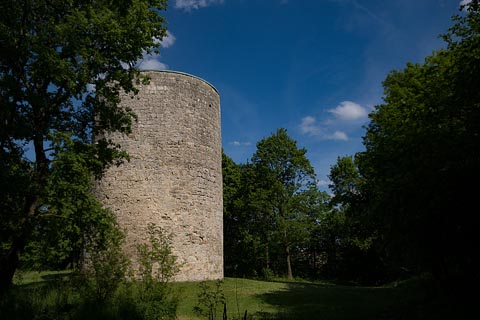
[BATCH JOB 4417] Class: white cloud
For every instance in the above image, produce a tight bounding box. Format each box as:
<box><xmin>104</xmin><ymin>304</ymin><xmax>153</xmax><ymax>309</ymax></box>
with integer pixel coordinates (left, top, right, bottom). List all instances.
<box><xmin>137</xmin><ymin>32</ymin><xmax>175</xmax><ymax>71</ymax></box>
<box><xmin>317</xmin><ymin>179</ymin><xmax>330</xmax><ymax>187</ymax></box>
<box><xmin>328</xmin><ymin>101</ymin><xmax>368</xmax><ymax>121</ymax></box>
<box><xmin>175</xmin><ymin>0</ymin><xmax>224</xmax><ymax>11</ymax></box>
<box><xmin>159</xmin><ymin>31</ymin><xmax>176</xmax><ymax>48</ymax></box>
<box><xmin>138</xmin><ymin>58</ymin><xmax>168</xmax><ymax>71</ymax></box>
<box><xmin>299</xmin><ymin>116</ymin><xmax>321</xmax><ymax>136</ymax></box>
<box><xmin>329</xmin><ymin>130</ymin><xmax>348</xmax><ymax>141</ymax></box>
<box><xmin>299</xmin><ymin>116</ymin><xmax>349</xmax><ymax>141</ymax></box>
<box><xmin>230</xmin><ymin>141</ymin><xmax>252</xmax><ymax>147</ymax></box>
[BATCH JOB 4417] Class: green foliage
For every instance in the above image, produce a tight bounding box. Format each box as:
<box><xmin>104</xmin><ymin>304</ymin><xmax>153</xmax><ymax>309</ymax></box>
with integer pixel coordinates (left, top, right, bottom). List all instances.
<box><xmin>219</xmin><ymin>0</ymin><xmax>480</xmax><ymax>292</ymax></box>
<box><xmin>251</xmin><ymin>128</ymin><xmax>317</xmax><ymax>280</ymax></box>
<box><xmin>327</xmin><ymin>2</ymin><xmax>480</xmax><ymax>289</ymax></box>
<box><xmin>0</xmin><ymin>0</ymin><xmax>169</xmax><ymax>292</ymax></box>
<box><xmin>137</xmin><ymin>223</ymin><xmax>179</xmax><ymax>285</ymax></box>
<box><xmin>194</xmin><ymin>280</ymin><xmax>226</xmax><ymax>320</ymax></box>
<box><xmin>222</xmin><ymin>130</ymin><xmax>332</xmax><ymax>280</ymax></box>
<box><xmin>76</xmin><ymin>219</ymin><xmax>130</xmax><ymax>303</ymax></box>
<box><xmin>325</xmin><ymin>156</ymin><xmax>393</xmax><ymax>284</ymax></box>
<box><xmin>20</xmin><ymin>134</ymin><xmax>127</xmax><ymax>270</ymax></box>
<box><xmin>134</xmin><ymin>223</ymin><xmax>179</xmax><ymax>320</ymax></box>
<box><xmin>0</xmin><ymin>223</ymin><xmax>180</xmax><ymax>319</ymax></box>
<box><xmin>0</xmin><ymin>280</ymin><xmax>76</xmax><ymax>320</ymax></box>
<box><xmin>0</xmin><ymin>152</ymin><xmax>31</xmax><ymax>260</ymax></box>
<box><xmin>223</xmin><ymin>152</ymin><xmax>267</xmax><ymax>278</ymax></box>
<box><xmin>328</xmin><ymin>156</ymin><xmax>365</xmax><ymax>207</ymax></box>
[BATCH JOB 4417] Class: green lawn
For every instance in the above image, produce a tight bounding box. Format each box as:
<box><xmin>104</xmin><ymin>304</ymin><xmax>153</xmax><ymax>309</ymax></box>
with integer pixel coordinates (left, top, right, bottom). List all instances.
<box><xmin>8</xmin><ymin>272</ymin><xmax>467</xmax><ymax>319</ymax></box>
<box><xmin>173</xmin><ymin>277</ymin><xmax>429</xmax><ymax>320</ymax></box>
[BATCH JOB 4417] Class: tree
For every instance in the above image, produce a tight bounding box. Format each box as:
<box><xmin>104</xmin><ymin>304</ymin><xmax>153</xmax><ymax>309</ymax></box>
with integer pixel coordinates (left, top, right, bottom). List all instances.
<box><xmin>355</xmin><ymin>2</ymin><xmax>480</xmax><ymax>290</ymax></box>
<box><xmin>328</xmin><ymin>156</ymin><xmax>392</xmax><ymax>284</ymax></box>
<box><xmin>328</xmin><ymin>156</ymin><xmax>366</xmax><ymax>207</ymax></box>
<box><xmin>328</xmin><ymin>155</ymin><xmax>375</xmax><ymax>251</ymax></box>
<box><xmin>221</xmin><ymin>151</ymin><xmax>243</xmax><ymax>276</ymax></box>
<box><xmin>291</xmin><ymin>185</ymin><xmax>332</xmax><ymax>279</ymax></box>
<box><xmin>223</xmin><ymin>159</ymin><xmax>273</xmax><ymax>278</ymax></box>
<box><xmin>0</xmin><ymin>0</ymin><xmax>168</xmax><ymax>294</ymax></box>
<box><xmin>19</xmin><ymin>136</ymin><xmax>124</xmax><ymax>270</ymax></box>
<box><xmin>251</xmin><ymin>128</ymin><xmax>316</xmax><ymax>279</ymax></box>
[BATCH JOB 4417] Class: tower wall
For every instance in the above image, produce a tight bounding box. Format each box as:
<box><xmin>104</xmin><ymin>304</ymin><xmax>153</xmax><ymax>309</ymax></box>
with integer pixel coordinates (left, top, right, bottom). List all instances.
<box><xmin>95</xmin><ymin>70</ymin><xmax>223</xmax><ymax>281</ymax></box>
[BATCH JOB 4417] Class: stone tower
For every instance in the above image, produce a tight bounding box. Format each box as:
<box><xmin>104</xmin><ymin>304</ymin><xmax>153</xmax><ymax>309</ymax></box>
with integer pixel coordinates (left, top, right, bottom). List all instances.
<box><xmin>95</xmin><ymin>70</ymin><xmax>223</xmax><ymax>281</ymax></box>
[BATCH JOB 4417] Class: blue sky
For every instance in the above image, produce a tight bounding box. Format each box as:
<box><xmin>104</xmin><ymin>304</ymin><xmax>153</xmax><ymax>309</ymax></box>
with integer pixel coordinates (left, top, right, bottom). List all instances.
<box><xmin>144</xmin><ymin>0</ymin><xmax>468</xmax><ymax>191</ymax></box>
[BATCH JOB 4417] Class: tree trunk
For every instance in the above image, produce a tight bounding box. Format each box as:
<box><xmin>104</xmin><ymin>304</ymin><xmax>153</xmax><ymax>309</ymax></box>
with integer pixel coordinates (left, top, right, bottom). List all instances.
<box><xmin>0</xmin><ymin>236</ymin><xmax>27</xmax><ymax>296</ymax></box>
<box><xmin>281</xmin><ymin>224</ymin><xmax>293</xmax><ymax>280</ymax></box>
<box><xmin>0</xmin><ymin>132</ymin><xmax>46</xmax><ymax>296</ymax></box>
<box><xmin>0</xmin><ymin>195</ymin><xmax>38</xmax><ymax>297</ymax></box>
<box><xmin>265</xmin><ymin>242</ymin><xmax>270</xmax><ymax>270</ymax></box>
<box><xmin>286</xmin><ymin>244</ymin><xmax>293</xmax><ymax>280</ymax></box>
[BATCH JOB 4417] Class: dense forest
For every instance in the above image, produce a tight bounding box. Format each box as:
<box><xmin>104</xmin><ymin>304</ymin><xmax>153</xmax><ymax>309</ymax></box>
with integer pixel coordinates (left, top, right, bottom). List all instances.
<box><xmin>222</xmin><ymin>2</ymin><xmax>480</xmax><ymax>297</ymax></box>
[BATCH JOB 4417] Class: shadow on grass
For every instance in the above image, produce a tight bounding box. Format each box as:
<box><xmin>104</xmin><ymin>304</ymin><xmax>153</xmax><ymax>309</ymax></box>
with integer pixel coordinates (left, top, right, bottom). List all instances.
<box><xmin>252</xmin><ymin>281</ymin><xmax>400</xmax><ymax>320</ymax></box>
<box><xmin>40</xmin><ymin>272</ymin><xmax>72</xmax><ymax>281</ymax></box>
<box><xmin>251</xmin><ymin>279</ymin><xmax>475</xmax><ymax>320</ymax></box>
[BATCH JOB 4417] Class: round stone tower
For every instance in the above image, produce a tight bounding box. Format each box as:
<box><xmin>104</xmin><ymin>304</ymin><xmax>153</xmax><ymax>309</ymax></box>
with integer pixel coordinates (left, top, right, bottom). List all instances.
<box><xmin>95</xmin><ymin>70</ymin><xmax>223</xmax><ymax>281</ymax></box>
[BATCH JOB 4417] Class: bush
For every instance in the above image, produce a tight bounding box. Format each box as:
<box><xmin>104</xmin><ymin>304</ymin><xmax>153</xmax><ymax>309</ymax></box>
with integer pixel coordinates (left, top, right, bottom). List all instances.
<box><xmin>78</xmin><ymin>223</ymin><xmax>130</xmax><ymax>303</ymax></box>
<box><xmin>0</xmin><ymin>223</ymin><xmax>181</xmax><ymax>320</ymax></box>
<box><xmin>134</xmin><ymin>223</ymin><xmax>180</xmax><ymax>320</ymax></box>
<box><xmin>194</xmin><ymin>280</ymin><xmax>226</xmax><ymax>320</ymax></box>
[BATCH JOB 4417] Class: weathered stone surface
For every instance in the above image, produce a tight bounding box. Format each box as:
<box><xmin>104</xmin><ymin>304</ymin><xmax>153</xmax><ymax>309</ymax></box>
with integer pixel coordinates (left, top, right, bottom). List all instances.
<box><xmin>95</xmin><ymin>71</ymin><xmax>223</xmax><ymax>281</ymax></box>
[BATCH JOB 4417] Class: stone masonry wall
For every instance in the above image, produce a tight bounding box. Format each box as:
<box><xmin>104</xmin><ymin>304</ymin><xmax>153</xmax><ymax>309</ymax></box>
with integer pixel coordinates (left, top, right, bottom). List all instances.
<box><xmin>95</xmin><ymin>71</ymin><xmax>223</xmax><ymax>281</ymax></box>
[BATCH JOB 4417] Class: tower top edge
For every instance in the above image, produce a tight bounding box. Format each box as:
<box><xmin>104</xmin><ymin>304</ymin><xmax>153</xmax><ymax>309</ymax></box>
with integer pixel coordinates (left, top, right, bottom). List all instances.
<box><xmin>140</xmin><ymin>70</ymin><xmax>219</xmax><ymax>96</ymax></box>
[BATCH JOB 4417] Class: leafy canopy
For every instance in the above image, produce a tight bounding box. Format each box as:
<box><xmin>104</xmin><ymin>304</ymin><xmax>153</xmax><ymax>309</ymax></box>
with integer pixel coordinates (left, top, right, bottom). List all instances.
<box><xmin>0</xmin><ymin>0</ymin><xmax>168</xmax><ymax>292</ymax></box>
<box><xmin>332</xmin><ymin>1</ymin><xmax>480</xmax><ymax>285</ymax></box>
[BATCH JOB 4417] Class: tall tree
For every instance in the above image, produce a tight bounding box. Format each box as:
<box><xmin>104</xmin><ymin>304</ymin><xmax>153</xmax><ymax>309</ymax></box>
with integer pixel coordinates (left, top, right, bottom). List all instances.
<box><xmin>328</xmin><ymin>156</ymin><xmax>392</xmax><ymax>284</ymax></box>
<box><xmin>223</xmin><ymin>159</ymin><xmax>274</xmax><ymax>278</ymax></box>
<box><xmin>329</xmin><ymin>156</ymin><xmax>365</xmax><ymax>207</ymax></box>
<box><xmin>251</xmin><ymin>128</ymin><xmax>316</xmax><ymax>279</ymax></box>
<box><xmin>356</xmin><ymin>1</ymin><xmax>480</xmax><ymax>289</ymax></box>
<box><xmin>0</xmin><ymin>0</ymin><xmax>168</xmax><ymax>294</ymax></box>
<box><xmin>222</xmin><ymin>151</ymin><xmax>244</xmax><ymax>276</ymax></box>
<box><xmin>291</xmin><ymin>185</ymin><xmax>332</xmax><ymax>279</ymax></box>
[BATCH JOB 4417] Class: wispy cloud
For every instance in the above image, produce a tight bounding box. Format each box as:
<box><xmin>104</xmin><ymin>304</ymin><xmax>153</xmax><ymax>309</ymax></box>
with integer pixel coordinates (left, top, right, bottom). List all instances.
<box><xmin>159</xmin><ymin>31</ymin><xmax>176</xmax><ymax>48</ymax></box>
<box><xmin>230</xmin><ymin>141</ymin><xmax>252</xmax><ymax>147</ymax></box>
<box><xmin>175</xmin><ymin>0</ymin><xmax>224</xmax><ymax>11</ymax></box>
<box><xmin>331</xmin><ymin>130</ymin><xmax>348</xmax><ymax>141</ymax></box>
<box><xmin>137</xmin><ymin>31</ymin><xmax>176</xmax><ymax>71</ymax></box>
<box><xmin>138</xmin><ymin>58</ymin><xmax>168</xmax><ymax>71</ymax></box>
<box><xmin>350</xmin><ymin>0</ymin><xmax>390</xmax><ymax>28</ymax></box>
<box><xmin>317</xmin><ymin>179</ymin><xmax>330</xmax><ymax>187</ymax></box>
<box><xmin>299</xmin><ymin>116</ymin><xmax>321</xmax><ymax>136</ymax></box>
<box><xmin>299</xmin><ymin>101</ymin><xmax>369</xmax><ymax>141</ymax></box>
<box><xmin>299</xmin><ymin>116</ymin><xmax>349</xmax><ymax>141</ymax></box>
<box><xmin>330</xmin><ymin>0</ymin><xmax>392</xmax><ymax>33</ymax></box>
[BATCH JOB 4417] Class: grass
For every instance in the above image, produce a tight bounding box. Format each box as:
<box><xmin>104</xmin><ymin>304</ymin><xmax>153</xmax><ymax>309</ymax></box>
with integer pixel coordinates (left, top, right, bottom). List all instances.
<box><xmin>4</xmin><ymin>272</ymin><xmax>472</xmax><ymax>319</ymax></box>
<box><xmin>174</xmin><ymin>278</ymin><xmax>288</xmax><ymax>319</ymax></box>
<box><xmin>173</xmin><ymin>277</ymin><xmax>431</xmax><ymax>320</ymax></box>
<box><xmin>13</xmin><ymin>269</ymin><xmax>73</xmax><ymax>285</ymax></box>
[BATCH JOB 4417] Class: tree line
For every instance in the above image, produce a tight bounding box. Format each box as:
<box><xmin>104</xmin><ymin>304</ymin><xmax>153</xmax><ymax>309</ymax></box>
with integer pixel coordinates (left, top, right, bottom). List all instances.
<box><xmin>222</xmin><ymin>130</ymin><xmax>390</xmax><ymax>284</ymax></box>
<box><xmin>223</xmin><ymin>2</ymin><xmax>480</xmax><ymax>294</ymax></box>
